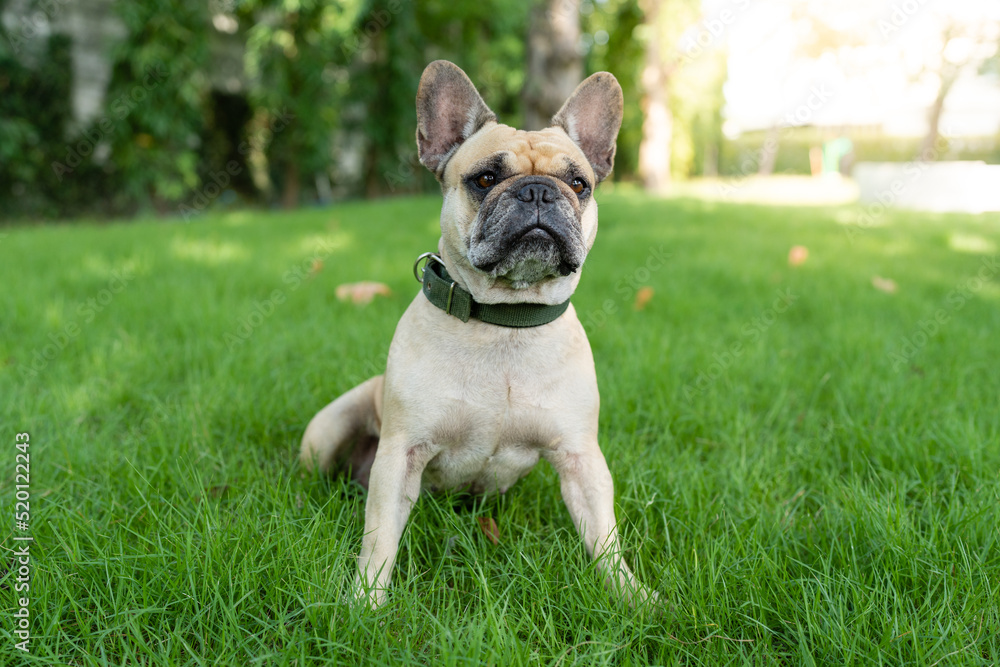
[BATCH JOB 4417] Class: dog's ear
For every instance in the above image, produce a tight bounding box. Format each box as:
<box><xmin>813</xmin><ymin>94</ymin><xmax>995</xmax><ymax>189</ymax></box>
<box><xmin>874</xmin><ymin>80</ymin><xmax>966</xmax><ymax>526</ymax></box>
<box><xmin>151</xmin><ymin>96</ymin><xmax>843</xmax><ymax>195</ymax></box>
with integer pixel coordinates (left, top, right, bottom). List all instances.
<box><xmin>416</xmin><ymin>60</ymin><xmax>496</xmax><ymax>178</ymax></box>
<box><xmin>551</xmin><ymin>72</ymin><xmax>623</xmax><ymax>183</ymax></box>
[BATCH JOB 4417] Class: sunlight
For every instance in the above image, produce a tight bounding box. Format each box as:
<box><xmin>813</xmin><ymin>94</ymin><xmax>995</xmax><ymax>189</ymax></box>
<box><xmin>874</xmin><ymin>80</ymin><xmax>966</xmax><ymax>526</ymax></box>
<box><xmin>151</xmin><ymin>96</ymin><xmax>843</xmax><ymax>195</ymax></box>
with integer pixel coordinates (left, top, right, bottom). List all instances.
<box><xmin>720</xmin><ymin>0</ymin><xmax>1000</xmax><ymax>137</ymax></box>
<box><xmin>290</xmin><ymin>231</ymin><xmax>352</xmax><ymax>257</ymax></box>
<box><xmin>948</xmin><ymin>232</ymin><xmax>998</xmax><ymax>254</ymax></box>
<box><xmin>169</xmin><ymin>237</ymin><xmax>250</xmax><ymax>265</ymax></box>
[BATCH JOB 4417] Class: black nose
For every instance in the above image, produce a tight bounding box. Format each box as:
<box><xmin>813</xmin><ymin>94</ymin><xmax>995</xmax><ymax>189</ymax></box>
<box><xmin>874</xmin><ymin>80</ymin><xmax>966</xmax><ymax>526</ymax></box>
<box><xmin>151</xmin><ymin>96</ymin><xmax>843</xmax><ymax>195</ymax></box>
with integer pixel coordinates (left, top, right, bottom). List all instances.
<box><xmin>517</xmin><ymin>183</ymin><xmax>555</xmax><ymax>204</ymax></box>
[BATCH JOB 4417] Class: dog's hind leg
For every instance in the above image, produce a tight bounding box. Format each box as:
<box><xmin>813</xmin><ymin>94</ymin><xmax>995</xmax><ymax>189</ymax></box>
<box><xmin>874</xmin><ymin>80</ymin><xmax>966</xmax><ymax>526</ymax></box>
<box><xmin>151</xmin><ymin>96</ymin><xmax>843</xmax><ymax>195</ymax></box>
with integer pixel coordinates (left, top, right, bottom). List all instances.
<box><xmin>300</xmin><ymin>375</ymin><xmax>383</xmax><ymax>488</ymax></box>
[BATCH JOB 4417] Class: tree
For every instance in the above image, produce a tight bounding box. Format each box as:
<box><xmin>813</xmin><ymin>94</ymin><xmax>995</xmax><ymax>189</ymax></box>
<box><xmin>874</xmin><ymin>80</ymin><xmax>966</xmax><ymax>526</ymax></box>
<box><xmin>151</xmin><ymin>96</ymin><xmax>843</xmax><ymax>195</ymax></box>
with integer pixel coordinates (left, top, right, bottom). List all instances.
<box><xmin>104</xmin><ymin>0</ymin><xmax>210</xmax><ymax>212</ymax></box>
<box><xmin>637</xmin><ymin>0</ymin><xmax>699</xmax><ymax>192</ymax></box>
<box><xmin>521</xmin><ymin>0</ymin><xmax>582</xmax><ymax>131</ymax></box>
<box><xmin>341</xmin><ymin>0</ymin><xmax>531</xmax><ymax>197</ymax></box>
<box><xmin>0</xmin><ymin>24</ymin><xmax>77</xmax><ymax>218</ymax></box>
<box><xmin>916</xmin><ymin>19</ymin><xmax>1000</xmax><ymax>159</ymax></box>
<box><xmin>242</xmin><ymin>0</ymin><xmax>349</xmax><ymax>208</ymax></box>
<box><xmin>584</xmin><ymin>0</ymin><xmax>644</xmax><ymax>181</ymax></box>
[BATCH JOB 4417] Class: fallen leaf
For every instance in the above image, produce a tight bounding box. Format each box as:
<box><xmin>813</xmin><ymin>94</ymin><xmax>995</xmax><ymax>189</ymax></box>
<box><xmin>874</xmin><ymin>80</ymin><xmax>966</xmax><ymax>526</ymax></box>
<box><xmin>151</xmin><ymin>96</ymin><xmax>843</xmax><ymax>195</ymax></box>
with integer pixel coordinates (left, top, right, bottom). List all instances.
<box><xmin>476</xmin><ymin>516</ymin><xmax>500</xmax><ymax>545</ymax></box>
<box><xmin>335</xmin><ymin>281</ymin><xmax>392</xmax><ymax>305</ymax></box>
<box><xmin>871</xmin><ymin>275</ymin><xmax>898</xmax><ymax>294</ymax></box>
<box><xmin>634</xmin><ymin>286</ymin><xmax>654</xmax><ymax>310</ymax></box>
<box><xmin>788</xmin><ymin>245</ymin><xmax>809</xmax><ymax>267</ymax></box>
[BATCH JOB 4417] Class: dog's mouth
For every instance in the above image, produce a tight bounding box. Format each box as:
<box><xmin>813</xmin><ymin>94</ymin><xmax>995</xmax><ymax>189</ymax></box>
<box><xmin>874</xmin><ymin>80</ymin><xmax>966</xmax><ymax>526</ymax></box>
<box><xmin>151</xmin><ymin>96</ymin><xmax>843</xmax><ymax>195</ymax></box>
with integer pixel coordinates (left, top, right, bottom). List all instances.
<box><xmin>471</xmin><ymin>223</ymin><xmax>579</xmax><ymax>282</ymax></box>
<box><xmin>466</xmin><ymin>176</ymin><xmax>588</xmax><ymax>285</ymax></box>
<box><xmin>518</xmin><ymin>226</ymin><xmax>555</xmax><ymax>243</ymax></box>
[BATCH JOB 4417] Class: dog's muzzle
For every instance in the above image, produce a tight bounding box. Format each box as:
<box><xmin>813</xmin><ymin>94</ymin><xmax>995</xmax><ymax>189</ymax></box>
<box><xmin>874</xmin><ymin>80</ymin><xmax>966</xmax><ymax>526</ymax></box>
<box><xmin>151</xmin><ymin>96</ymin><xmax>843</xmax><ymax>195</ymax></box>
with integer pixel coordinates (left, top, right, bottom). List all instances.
<box><xmin>468</xmin><ymin>178</ymin><xmax>585</xmax><ymax>280</ymax></box>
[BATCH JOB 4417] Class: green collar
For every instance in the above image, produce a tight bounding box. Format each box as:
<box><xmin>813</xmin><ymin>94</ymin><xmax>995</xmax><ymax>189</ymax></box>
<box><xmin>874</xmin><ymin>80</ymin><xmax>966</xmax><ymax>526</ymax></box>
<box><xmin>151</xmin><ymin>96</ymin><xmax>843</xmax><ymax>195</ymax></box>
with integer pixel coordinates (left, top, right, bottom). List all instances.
<box><xmin>414</xmin><ymin>252</ymin><xmax>570</xmax><ymax>328</ymax></box>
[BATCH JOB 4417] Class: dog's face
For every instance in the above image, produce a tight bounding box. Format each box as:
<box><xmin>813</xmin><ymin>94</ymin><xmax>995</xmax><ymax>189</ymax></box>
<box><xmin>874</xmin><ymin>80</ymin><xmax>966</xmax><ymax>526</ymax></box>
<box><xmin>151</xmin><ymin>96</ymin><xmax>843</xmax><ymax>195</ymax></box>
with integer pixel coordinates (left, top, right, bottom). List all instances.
<box><xmin>416</xmin><ymin>61</ymin><xmax>623</xmax><ymax>302</ymax></box>
<box><xmin>448</xmin><ymin>125</ymin><xmax>594</xmax><ymax>287</ymax></box>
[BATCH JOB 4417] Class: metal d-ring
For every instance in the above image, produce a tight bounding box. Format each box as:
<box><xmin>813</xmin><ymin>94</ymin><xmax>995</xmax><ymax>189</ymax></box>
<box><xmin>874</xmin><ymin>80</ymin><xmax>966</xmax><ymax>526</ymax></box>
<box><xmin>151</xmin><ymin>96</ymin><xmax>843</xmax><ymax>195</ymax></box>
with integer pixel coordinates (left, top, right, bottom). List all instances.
<box><xmin>413</xmin><ymin>252</ymin><xmax>443</xmax><ymax>283</ymax></box>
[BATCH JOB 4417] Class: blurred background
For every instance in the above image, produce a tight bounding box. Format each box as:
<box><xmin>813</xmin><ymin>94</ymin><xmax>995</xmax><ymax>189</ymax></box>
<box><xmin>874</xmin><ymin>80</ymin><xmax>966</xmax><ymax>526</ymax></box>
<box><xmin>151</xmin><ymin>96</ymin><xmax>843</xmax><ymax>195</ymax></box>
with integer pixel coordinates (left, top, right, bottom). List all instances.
<box><xmin>1</xmin><ymin>0</ymin><xmax>998</xmax><ymax>222</ymax></box>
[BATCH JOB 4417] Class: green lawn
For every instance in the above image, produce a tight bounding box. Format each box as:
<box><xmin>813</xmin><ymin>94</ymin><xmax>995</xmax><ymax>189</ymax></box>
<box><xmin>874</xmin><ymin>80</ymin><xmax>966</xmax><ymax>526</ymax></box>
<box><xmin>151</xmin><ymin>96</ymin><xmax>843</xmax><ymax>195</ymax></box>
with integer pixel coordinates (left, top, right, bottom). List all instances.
<box><xmin>1</xmin><ymin>190</ymin><xmax>998</xmax><ymax>665</ymax></box>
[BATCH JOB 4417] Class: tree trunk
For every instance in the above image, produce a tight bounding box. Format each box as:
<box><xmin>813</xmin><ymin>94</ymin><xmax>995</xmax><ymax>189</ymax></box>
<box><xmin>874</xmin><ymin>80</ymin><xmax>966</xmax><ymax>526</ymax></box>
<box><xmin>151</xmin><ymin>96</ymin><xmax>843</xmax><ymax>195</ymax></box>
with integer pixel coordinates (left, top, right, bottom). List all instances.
<box><xmin>638</xmin><ymin>0</ymin><xmax>671</xmax><ymax>193</ymax></box>
<box><xmin>703</xmin><ymin>141</ymin><xmax>718</xmax><ymax>177</ymax></box>
<box><xmin>918</xmin><ymin>68</ymin><xmax>957</xmax><ymax>160</ymax></box>
<box><xmin>521</xmin><ymin>0</ymin><xmax>582</xmax><ymax>131</ymax></box>
<box><xmin>282</xmin><ymin>161</ymin><xmax>300</xmax><ymax>209</ymax></box>
<box><xmin>757</xmin><ymin>126</ymin><xmax>780</xmax><ymax>175</ymax></box>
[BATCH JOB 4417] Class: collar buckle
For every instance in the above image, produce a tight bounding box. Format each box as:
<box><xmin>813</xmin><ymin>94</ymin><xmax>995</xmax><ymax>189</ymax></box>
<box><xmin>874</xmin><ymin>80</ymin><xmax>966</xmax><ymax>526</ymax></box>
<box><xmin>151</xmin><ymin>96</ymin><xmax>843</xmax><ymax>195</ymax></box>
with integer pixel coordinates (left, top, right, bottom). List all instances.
<box><xmin>415</xmin><ymin>252</ymin><xmax>461</xmax><ymax>318</ymax></box>
<box><xmin>413</xmin><ymin>251</ymin><xmax>444</xmax><ymax>284</ymax></box>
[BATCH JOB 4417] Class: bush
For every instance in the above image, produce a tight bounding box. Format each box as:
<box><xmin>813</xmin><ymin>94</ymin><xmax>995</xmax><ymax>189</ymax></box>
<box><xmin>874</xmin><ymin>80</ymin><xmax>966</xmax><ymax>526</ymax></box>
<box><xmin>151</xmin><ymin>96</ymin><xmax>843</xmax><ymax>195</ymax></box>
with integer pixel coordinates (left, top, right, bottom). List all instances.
<box><xmin>718</xmin><ymin>127</ymin><xmax>1000</xmax><ymax>178</ymax></box>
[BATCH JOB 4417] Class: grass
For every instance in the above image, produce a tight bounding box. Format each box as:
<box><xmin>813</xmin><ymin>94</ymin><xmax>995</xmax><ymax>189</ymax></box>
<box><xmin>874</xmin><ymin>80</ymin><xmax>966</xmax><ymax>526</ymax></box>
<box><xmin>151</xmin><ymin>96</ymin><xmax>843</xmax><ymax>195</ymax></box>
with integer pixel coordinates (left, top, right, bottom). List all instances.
<box><xmin>1</xmin><ymin>189</ymin><xmax>998</xmax><ymax>665</ymax></box>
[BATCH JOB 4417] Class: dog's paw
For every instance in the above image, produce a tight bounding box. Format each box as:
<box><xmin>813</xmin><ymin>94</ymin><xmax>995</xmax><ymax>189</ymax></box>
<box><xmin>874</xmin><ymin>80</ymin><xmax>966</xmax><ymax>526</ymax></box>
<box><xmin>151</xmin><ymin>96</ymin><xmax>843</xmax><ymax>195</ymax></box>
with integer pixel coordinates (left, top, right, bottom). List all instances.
<box><xmin>352</xmin><ymin>576</ymin><xmax>388</xmax><ymax>610</ymax></box>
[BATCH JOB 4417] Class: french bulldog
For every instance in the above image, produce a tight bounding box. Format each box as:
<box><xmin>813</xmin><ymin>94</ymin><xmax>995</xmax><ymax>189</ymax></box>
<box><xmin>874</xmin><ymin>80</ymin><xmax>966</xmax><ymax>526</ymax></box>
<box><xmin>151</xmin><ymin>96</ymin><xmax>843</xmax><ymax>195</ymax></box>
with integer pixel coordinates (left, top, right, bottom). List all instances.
<box><xmin>301</xmin><ymin>60</ymin><xmax>653</xmax><ymax>608</ymax></box>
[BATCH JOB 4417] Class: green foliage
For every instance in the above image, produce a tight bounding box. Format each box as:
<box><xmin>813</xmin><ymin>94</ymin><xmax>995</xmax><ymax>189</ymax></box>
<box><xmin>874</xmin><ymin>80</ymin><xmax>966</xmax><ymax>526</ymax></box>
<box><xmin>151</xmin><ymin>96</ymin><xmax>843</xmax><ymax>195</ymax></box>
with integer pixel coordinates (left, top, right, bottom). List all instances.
<box><xmin>0</xmin><ymin>0</ymin><xmax>730</xmax><ymax>216</ymax></box>
<box><xmin>341</xmin><ymin>0</ymin><xmax>533</xmax><ymax>196</ymax></box>
<box><xmin>340</xmin><ymin>0</ymin><xmax>427</xmax><ymax>196</ymax></box>
<box><xmin>0</xmin><ymin>16</ymin><xmax>77</xmax><ymax>218</ymax></box>
<box><xmin>414</xmin><ymin>0</ymin><xmax>531</xmax><ymax>120</ymax></box>
<box><xmin>720</xmin><ymin>129</ymin><xmax>1000</xmax><ymax>177</ymax></box>
<box><xmin>586</xmin><ymin>0</ymin><xmax>645</xmax><ymax>181</ymax></box>
<box><xmin>241</xmin><ymin>0</ymin><xmax>351</xmax><ymax>202</ymax></box>
<box><xmin>103</xmin><ymin>0</ymin><xmax>210</xmax><ymax>210</ymax></box>
<box><xmin>2</xmin><ymin>194</ymin><xmax>999</xmax><ymax>662</ymax></box>
<box><xmin>588</xmin><ymin>0</ymin><xmax>727</xmax><ymax>181</ymax></box>
<box><xmin>669</xmin><ymin>48</ymin><xmax>727</xmax><ymax>178</ymax></box>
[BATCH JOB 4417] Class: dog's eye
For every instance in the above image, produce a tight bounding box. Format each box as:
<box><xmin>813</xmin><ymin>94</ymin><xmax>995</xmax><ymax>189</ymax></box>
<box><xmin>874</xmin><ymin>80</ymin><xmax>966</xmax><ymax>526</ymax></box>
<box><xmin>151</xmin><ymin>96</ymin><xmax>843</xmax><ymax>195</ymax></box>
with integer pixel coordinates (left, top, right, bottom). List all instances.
<box><xmin>475</xmin><ymin>172</ymin><xmax>497</xmax><ymax>189</ymax></box>
<box><xmin>570</xmin><ymin>177</ymin><xmax>587</xmax><ymax>194</ymax></box>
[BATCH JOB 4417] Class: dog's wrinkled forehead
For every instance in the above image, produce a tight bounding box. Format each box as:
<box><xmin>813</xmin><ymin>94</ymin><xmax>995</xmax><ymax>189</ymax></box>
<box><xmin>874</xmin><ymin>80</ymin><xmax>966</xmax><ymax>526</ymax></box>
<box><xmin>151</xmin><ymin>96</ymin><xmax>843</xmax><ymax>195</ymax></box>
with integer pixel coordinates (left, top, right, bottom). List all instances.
<box><xmin>445</xmin><ymin>125</ymin><xmax>594</xmax><ymax>188</ymax></box>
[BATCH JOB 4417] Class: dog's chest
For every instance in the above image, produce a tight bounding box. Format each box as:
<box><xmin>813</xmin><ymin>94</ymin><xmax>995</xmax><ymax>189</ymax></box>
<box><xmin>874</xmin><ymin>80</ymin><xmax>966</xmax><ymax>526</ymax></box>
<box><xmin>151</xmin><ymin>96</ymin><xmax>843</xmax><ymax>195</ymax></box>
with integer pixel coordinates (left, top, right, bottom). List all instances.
<box><xmin>385</xmin><ymin>296</ymin><xmax>599</xmax><ymax>495</ymax></box>
<box><xmin>420</xmin><ymin>370</ymin><xmax>555</xmax><ymax>494</ymax></box>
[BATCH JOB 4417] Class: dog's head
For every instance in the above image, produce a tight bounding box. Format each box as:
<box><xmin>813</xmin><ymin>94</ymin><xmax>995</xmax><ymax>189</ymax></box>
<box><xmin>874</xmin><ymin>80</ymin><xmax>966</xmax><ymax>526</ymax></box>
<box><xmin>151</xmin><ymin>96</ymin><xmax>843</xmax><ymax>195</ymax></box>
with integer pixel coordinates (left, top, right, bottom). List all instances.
<box><xmin>416</xmin><ymin>60</ymin><xmax>623</xmax><ymax>305</ymax></box>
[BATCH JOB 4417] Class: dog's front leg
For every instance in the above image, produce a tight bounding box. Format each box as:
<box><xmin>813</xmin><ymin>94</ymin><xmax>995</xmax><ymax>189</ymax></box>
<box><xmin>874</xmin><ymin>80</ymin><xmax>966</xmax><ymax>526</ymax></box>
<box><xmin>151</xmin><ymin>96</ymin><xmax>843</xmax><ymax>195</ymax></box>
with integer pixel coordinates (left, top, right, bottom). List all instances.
<box><xmin>547</xmin><ymin>446</ymin><xmax>655</xmax><ymax>606</ymax></box>
<box><xmin>353</xmin><ymin>437</ymin><xmax>436</xmax><ymax>608</ymax></box>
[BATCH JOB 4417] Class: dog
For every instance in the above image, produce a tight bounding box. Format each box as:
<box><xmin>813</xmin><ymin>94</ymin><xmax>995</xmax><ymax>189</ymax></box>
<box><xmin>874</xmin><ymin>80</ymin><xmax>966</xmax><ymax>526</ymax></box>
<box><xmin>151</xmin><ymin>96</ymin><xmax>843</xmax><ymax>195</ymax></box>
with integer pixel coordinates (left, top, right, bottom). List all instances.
<box><xmin>301</xmin><ymin>60</ymin><xmax>653</xmax><ymax>608</ymax></box>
